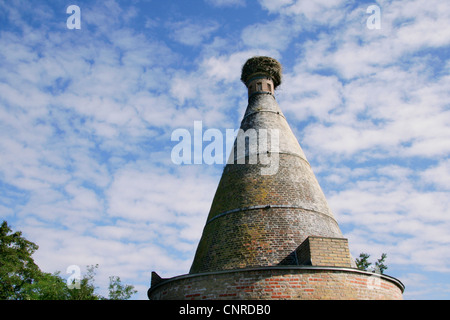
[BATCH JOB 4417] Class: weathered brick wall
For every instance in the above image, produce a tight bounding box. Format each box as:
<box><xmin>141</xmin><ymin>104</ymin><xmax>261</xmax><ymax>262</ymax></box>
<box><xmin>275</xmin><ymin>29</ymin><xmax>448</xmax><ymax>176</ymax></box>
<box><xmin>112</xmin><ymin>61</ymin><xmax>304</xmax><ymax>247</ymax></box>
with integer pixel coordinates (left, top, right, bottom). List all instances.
<box><xmin>190</xmin><ymin>207</ymin><xmax>343</xmax><ymax>273</ymax></box>
<box><xmin>149</xmin><ymin>268</ymin><xmax>404</xmax><ymax>300</ymax></box>
<box><xmin>239</xmin><ymin>94</ymin><xmax>308</xmax><ymax>164</ymax></box>
<box><xmin>296</xmin><ymin>236</ymin><xmax>353</xmax><ymax>268</ymax></box>
<box><xmin>207</xmin><ymin>153</ymin><xmax>334</xmax><ymax>220</ymax></box>
<box><xmin>247</xmin><ymin>77</ymin><xmax>274</xmax><ymax>96</ymax></box>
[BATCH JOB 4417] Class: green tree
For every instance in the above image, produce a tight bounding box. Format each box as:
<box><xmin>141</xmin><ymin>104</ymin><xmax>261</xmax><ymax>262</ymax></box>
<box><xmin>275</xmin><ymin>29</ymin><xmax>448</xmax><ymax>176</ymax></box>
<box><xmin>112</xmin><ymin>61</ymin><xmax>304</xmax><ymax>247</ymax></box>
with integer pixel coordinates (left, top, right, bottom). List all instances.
<box><xmin>0</xmin><ymin>220</ymin><xmax>41</xmax><ymax>299</ymax></box>
<box><xmin>0</xmin><ymin>220</ymin><xmax>137</xmax><ymax>300</ymax></box>
<box><xmin>375</xmin><ymin>253</ymin><xmax>388</xmax><ymax>274</ymax></box>
<box><xmin>355</xmin><ymin>252</ymin><xmax>371</xmax><ymax>271</ymax></box>
<box><xmin>356</xmin><ymin>252</ymin><xmax>388</xmax><ymax>274</ymax></box>
<box><xmin>108</xmin><ymin>276</ymin><xmax>137</xmax><ymax>300</ymax></box>
<box><xmin>67</xmin><ymin>264</ymin><xmax>101</xmax><ymax>300</ymax></box>
<box><xmin>21</xmin><ymin>271</ymin><xmax>71</xmax><ymax>300</ymax></box>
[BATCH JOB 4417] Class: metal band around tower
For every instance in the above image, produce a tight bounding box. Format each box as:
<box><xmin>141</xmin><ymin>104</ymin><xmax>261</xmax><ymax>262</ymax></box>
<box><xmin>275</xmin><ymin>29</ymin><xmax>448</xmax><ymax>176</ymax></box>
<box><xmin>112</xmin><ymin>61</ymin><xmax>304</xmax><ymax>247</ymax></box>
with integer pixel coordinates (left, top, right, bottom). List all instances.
<box><xmin>205</xmin><ymin>204</ymin><xmax>339</xmax><ymax>226</ymax></box>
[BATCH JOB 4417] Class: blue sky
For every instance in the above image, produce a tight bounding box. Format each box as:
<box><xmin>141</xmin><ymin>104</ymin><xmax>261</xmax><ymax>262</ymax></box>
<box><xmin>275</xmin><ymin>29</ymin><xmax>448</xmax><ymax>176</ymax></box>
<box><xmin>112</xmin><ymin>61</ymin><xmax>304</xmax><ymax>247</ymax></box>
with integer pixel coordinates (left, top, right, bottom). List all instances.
<box><xmin>0</xmin><ymin>0</ymin><xmax>449</xmax><ymax>300</ymax></box>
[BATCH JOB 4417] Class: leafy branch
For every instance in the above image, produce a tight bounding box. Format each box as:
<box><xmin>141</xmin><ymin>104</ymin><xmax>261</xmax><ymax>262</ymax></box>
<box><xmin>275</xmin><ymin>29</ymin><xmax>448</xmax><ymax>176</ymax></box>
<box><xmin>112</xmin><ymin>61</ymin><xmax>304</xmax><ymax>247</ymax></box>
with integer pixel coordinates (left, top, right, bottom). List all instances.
<box><xmin>355</xmin><ymin>252</ymin><xmax>388</xmax><ymax>274</ymax></box>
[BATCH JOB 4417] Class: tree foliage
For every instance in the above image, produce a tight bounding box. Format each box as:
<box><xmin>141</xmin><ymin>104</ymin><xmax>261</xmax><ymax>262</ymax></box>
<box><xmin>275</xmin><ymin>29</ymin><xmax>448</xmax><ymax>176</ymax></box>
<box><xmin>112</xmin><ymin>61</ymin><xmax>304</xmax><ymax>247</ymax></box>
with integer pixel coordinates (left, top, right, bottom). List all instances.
<box><xmin>356</xmin><ymin>252</ymin><xmax>388</xmax><ymax>274</ymax></box>
<box><xmin>375</xmin><ymin>253</ymin><xmax>388</xmax><ymax>274</ymax></box>
<box><xmin>0</xmin><ymin>221</ymin><xmax>136</xmax><ymax>300</ymax></box>
<box><xmin>0</xmin><ymin>220</ymin><xmax>41</xmax><ymax>299</ymax></box>
<box><xmin>108</xmin><ymin>276</ymin><xmax>137</xmax><ymax>300</ymax></box>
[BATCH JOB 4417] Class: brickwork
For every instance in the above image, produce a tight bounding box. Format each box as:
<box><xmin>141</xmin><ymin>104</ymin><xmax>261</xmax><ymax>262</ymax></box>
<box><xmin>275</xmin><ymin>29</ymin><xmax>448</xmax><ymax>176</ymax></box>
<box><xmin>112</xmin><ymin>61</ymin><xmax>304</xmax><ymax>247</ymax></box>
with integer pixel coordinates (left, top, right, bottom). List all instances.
<box><xmin>190</xmin><ymin>207</ymin><xmax>343</xmax><ymax>273</ymax></box>
<box><xmin>247</xmin><ymin>77</ymin><xmax>275</xmax><ymax>96</ymax></box>
<box><xmin>239</xmin><ymin>93</ymin><xmax>308</xmax><ymax>163</ymax></box>
<box><xmin>149</xmin><ymin>267</ymin><xmax>404</xmax><ymax>300</ymax></box>
<box><xmin>207</xmin><ymin>153</ymin><xmax>336</xmax><ymax>221</ymax></box>
<box><xmin>296</xmin><ymin>236</ymin><xmax>353</xmax><ymax>267</ymax></box>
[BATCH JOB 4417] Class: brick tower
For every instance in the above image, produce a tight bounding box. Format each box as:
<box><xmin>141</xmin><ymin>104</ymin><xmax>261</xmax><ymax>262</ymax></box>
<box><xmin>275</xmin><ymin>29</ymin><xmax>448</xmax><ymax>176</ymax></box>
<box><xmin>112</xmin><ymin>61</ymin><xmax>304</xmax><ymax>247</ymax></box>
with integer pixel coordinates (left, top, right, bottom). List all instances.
<box><xmin>148</xmin><ymin>56</ymin><xmax>404</xmax><ymax>300</ymax></box>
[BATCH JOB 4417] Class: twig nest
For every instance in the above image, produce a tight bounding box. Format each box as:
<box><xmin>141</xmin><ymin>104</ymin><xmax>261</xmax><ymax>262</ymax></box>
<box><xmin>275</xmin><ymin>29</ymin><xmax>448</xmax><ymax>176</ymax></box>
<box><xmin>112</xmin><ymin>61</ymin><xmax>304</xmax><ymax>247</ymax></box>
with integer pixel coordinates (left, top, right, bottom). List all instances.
<box><xmin>241</xmin><ymin>56</ymin><xmax>282</xmax><ymax>89</ymax></box>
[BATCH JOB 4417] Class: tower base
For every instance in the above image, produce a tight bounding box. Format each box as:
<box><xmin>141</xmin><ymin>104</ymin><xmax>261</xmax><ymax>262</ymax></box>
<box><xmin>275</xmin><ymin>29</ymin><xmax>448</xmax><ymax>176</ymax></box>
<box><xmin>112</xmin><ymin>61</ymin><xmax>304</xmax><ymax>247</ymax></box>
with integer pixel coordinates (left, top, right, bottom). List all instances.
<box><xmin>148</xmin><ymin>266</ymin><xmax>404</xmax><ymax>300</ymax></box>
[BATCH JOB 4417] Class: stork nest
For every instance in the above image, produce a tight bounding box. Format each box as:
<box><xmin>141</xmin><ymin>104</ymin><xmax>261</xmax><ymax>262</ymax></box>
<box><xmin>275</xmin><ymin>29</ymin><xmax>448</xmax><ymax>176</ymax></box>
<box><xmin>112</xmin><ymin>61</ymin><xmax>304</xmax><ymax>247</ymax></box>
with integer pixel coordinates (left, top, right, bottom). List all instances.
<box><xmin>240</xmin><ymin>56</ymin><xmax>282</xmax><ymax>89</ymax></box>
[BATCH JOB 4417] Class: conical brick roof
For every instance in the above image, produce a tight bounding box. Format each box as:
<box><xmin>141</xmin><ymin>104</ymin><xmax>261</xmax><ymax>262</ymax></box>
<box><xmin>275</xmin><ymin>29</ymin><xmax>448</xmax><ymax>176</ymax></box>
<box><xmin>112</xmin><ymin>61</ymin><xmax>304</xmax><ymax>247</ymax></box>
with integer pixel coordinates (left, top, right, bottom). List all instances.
<box><xmin>189</xmin><ymin>57</ymin><xmax>344</xmax><ymax>274</ymax></box>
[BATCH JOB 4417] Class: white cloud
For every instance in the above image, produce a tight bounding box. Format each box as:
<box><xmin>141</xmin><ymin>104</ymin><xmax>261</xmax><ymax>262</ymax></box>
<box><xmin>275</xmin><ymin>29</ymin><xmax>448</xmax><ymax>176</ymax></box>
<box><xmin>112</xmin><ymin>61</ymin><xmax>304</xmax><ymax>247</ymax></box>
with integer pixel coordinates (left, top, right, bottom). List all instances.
<box><xmin>285</xmin><ymin>60</ymin><xmax>450</xmax><ymax>159</ymax></box>
<box><xmin>279</xmin><ymin>71</ymin><xmax>343</xmax><ymax>120</ymax></box>
<box><xmin>168</xmin><ymin>20</ymin><xmax>220</xmax><ymax>46</ymax></box>
<box><xmin>201</xmin><ymin>51</ymin><xmax>259</xmax><ymax>83</ymax></box>
<box><xmin>241</xmin><ymin>18</ymin><xmax>300</xmax><ymax>52</ymax></box>
<box><xmin>327</xmin><ymin>164</ymin><xmax>450</xmax><ymax>273</ymax></box>
<box><xmin>421</xmin><ymin>160</ymin><xmax>450</xmax><ymax>190</ymax></box>
<box><xmin>106</xmin><ymin>163</ymin><xmax>218</xmax><ymax>221</ymax></box>
<box><xmin>259</xmin><ymin>0</ymin><xmax>347</xmax><ymax>26</ymax></box>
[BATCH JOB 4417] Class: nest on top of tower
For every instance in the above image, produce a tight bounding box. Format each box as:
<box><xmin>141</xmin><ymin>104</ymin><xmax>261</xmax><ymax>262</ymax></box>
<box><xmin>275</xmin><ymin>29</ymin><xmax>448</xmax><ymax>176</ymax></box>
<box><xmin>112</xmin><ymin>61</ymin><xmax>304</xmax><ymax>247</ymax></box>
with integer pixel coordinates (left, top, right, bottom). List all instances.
<box><xmin>241</xmin><ymin>56</ymin><xmax>282</xmax><ymax>89</ymax></box>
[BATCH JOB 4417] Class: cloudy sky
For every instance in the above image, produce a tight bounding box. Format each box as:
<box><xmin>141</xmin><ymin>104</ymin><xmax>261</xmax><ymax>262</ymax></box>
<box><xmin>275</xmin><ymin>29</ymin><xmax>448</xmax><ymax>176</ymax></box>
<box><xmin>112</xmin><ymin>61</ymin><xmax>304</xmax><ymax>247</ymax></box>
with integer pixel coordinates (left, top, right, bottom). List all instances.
<box><xmin>0</xmin><ymin>0</ymin><xmax>449</xmax><ymax>300</ymax></box>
